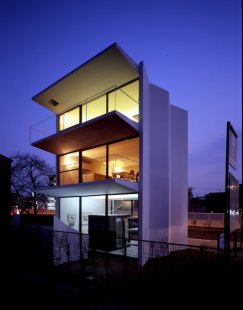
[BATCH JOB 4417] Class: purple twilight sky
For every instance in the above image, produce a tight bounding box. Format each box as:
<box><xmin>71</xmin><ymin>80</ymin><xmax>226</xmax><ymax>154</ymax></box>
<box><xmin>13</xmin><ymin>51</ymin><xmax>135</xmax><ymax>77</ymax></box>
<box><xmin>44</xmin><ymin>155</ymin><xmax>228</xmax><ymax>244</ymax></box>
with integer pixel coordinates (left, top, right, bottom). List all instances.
<box><xmin>0</xmin><ymin>0</ymin><xmax>242</xmax><ymax>196</ymax></box>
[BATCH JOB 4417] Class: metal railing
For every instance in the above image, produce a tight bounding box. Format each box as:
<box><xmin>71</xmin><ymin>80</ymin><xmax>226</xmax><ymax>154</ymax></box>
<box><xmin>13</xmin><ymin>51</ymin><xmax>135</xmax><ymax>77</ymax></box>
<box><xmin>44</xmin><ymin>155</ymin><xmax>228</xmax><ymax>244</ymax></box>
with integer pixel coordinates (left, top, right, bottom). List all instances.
<box><xmin>10</xmin><ymin>222</ymin><xmax>243</xmax><ymax>266</ymax></box>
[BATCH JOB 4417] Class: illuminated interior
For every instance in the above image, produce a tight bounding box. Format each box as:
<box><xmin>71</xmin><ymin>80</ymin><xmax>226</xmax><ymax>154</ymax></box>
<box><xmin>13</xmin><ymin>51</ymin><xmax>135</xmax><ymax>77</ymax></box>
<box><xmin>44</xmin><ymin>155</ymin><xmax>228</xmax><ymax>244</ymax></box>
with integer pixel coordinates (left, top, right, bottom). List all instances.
<box><xmin>81</xmin><ymin>195</ymin><xmax>106</xmax><ymax>234</ymax></box>
<box><xmin>80</xmin><ymin>194</ymin><xmax>138</xmax><ymax>242</ymax></box>
<box><xmin>82</xmin><ymin>94</ymin><xmax>106</xmax><ymax>123</ymax></box>
<box><xmin>108</xmin><ymin>138</ymin><xmax>139</xmax><ymax>180</ymax></box>
<box><xmin>82</xmin><ymin>146</ymin><xmax>106</xmax><ymax>182</ymax></box>
<box><xmin>108</xmin><ymin>80</ymin><xmax>139</xmax><ymax>122</ymax></box>
<box><xmin>82</xmin><ymin>137</ymin><xmax>139</xmax><ymax>183</ymax></box>
<box><xmin>58</xmin><ymin>79</ymin><xmax>139</xmax><ymax>131</ymax></box>
<box><xmin>58</xmin><ymin>137</ymin><xmax>139</xmax><ymax>185</ymax></box>
<box><xmin>59</xmin><ymin>151</ymin><xmax>79</xmax><ymax>185</ymax></box>
<box><xmin>59</xmin><ymin>106</ymin><xmax>80</xmax><ymax>131</ymax></box>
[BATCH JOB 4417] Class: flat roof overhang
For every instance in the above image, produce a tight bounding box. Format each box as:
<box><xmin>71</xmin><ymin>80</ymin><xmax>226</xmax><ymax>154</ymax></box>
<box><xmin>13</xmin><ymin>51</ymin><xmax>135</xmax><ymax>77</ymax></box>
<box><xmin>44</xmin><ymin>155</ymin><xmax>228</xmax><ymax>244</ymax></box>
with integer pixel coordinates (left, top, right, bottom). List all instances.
<box><xmin>31</xmin><ymin>111</ymin><xmax>139</xmax><ymax>155</ymax></box>
<box><xmin>34</xmin><ymin>179</ymin><xmax>139</xmax><ymax>197</ymax></box>
<box><xmin>32</xmin><ymin>43</ymin><xmax>139</xmax><ymax>114</ymax></box>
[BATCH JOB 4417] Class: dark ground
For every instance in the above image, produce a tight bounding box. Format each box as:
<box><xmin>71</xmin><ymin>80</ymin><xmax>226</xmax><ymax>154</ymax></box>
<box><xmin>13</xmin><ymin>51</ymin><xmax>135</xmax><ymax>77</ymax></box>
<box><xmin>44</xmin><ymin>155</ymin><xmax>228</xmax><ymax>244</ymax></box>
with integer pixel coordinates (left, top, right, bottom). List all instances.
<box><xmin>2</xmin><ymin>247</ymin><xmax>243</xmax><ymax>309</ymax></box>
<box><xmin>1</xmin><ymin>223</ymin><xmax>243</xmax><ymax>309</ymax></box>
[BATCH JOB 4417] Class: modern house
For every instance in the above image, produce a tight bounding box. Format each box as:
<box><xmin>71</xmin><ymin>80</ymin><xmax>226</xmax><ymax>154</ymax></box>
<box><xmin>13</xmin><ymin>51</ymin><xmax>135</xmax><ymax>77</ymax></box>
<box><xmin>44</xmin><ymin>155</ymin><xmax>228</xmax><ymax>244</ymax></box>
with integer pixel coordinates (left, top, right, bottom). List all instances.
<box><xmin>31</xmin><ymin>43</ymin><xmax>188</xmax><ymax>265</ymax></box>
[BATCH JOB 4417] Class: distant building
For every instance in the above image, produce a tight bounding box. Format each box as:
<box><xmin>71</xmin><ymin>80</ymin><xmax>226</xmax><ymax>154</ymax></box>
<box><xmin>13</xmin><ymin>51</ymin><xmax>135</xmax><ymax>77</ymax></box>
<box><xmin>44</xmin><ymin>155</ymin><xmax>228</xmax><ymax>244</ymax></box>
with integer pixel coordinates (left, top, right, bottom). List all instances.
<box><xmin>239</xmin><ymin>184</ymin><xmax>242</xmax><ymax>211</ymax></box>
<box><xmin>31</xmin><ymin>43</ymin><xmax>188</xmax><ymax>265</ymax></box>
<box><xmin>189</xmin><ymin>192</ymin><xmax>226</xmax><ymax>213</ymax></box>
<box><xmin>205</xmin><ymin>192</ymin><xmax>226</xmax><ymax>213</ymax></box>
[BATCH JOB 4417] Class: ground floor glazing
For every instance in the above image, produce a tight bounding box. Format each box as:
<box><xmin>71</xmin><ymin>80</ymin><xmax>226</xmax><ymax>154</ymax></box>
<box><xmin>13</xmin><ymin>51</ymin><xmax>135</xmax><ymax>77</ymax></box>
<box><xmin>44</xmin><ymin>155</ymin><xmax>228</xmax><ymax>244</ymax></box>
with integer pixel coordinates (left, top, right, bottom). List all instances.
<box><xmin>59</xmin><ymin>193</ymin><xmax>139</xmax><ymax>255</ymax></box>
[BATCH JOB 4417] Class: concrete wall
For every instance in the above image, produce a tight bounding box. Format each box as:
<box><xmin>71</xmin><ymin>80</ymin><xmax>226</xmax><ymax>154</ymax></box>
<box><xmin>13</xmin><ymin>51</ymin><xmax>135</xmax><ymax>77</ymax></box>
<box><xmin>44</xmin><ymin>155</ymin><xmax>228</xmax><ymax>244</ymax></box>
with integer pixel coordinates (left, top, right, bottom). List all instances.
<box><xmin>148</xmin><ymin>84</ymin><xmax>170</xmax><ymax>242</ymax></box>
<box><xmin>139</xmin><ymin>65</ymin><xmax>188</xmax><ymax>264</ymax></box>
<box><xmin>53</xmin><ymin>216</ymin><xmax>89</xmax><ymax>265</ymax></box>
<box><xmin>169</xmin><ymin>105</ymin><xmax>188</xmax><ymax>244</ymax></box>
<box><xmin>139</xmin><ymin>62</ymin><xmax>150</xmax><ymax>243</ymax></box>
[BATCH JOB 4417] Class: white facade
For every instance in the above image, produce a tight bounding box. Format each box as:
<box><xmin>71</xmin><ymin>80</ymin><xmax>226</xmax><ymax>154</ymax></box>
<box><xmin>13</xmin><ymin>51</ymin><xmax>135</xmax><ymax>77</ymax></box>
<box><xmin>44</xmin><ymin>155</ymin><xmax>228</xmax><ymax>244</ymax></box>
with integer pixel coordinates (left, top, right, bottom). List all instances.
<box><xmin>139</xmin><ymin>71</ymin><xmax>188</xmax><ymax>247</ymax></box>
<box><xmin>32</xmin><ymin>43</ymin><xmax>188</xmax><ymax>265</ymax></box>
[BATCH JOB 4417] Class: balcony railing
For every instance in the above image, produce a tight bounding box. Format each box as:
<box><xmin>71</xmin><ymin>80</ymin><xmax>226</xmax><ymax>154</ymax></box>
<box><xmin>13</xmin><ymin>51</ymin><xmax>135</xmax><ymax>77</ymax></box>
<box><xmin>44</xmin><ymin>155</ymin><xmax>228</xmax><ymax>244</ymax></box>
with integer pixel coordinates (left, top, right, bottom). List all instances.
<box><xmin>29</xmin><ymin>114</ymin><xmax>56</xmax><ymax>144</ymax></box>
<box><xmin>30</xmin><ymin>84</ymin><xmax>139</xmax><ymax>144</ymax></box>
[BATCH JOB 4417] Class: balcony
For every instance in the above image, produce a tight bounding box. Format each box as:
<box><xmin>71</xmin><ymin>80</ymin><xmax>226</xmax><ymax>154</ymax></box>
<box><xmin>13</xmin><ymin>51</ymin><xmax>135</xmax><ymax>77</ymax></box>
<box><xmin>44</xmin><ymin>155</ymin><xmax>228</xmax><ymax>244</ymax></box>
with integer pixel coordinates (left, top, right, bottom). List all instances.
<box><xmin>31</xmin><ymin>80</ymin><xmax>139</xmax><ymax>155</ymax></box>
<box><xmin>34</xmin><ymin>178</ymin><xmax>139</xmax><ymax>198</ymax></box>
<box><xmin>31</xmin><ymin>111</ymin><xmax>139</xmax><ymax>155</ymax></box>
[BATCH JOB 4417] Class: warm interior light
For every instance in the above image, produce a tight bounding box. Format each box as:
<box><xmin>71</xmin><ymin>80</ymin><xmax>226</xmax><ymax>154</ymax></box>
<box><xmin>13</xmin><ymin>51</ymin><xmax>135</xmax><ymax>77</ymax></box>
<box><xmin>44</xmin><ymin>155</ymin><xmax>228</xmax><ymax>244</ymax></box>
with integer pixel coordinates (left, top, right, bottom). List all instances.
<box><xmin>63</xmin><ymin>153</ymin><xmax>78</xmax><ymax>169</ymax></box>
<box><xmin>115</xmin><ymin>166</ymin><xmax>122</xmax><ymax>173</ymax></box>
<box><xmin>109</xmin><ymin>159</ymin><xmax>124</xmax><ymax>173</ymax></box>
<box><xmin>63</xmin><ymin>114</ymin><xmax>73</xmax><ymax>128</ymax></box>
<box><xmin>59</xmin><ymin>107</ymin><xmax>79</xmax><ymax>131</ymax></box>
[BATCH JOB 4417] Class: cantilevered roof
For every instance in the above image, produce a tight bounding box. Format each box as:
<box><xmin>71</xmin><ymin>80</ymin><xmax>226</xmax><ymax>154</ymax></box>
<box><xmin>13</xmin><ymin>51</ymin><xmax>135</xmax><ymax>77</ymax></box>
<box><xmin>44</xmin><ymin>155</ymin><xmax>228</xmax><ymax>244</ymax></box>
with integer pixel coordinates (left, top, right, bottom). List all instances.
<box><xmin>34</xmin><ymin>179</ymin><xmax>138</xmax><ymax>197</ymax></box>
<box><xmin>32</xmin><ymin>43</ymin><xmax>139</xmax><ymax>114</ymax></box>
<box><xmin>31</xmin><ymin>111</ymin><xmax>139</xmax><ymax>155</ymax></box>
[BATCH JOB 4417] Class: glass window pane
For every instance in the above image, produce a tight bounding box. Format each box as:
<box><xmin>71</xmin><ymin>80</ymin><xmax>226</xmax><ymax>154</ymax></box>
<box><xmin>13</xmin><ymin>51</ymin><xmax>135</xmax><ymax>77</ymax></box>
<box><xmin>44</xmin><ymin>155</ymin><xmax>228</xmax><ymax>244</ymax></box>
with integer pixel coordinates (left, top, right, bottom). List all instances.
<box><xmin>108</xmin><ymin>194</ymin><xmax>138</xmax><ymax>241</ymax></box>
<box><xmin>81</xmin><ymin>95</ymin><xmax>106</xmax><ymax>123</ymax></box>
<box><xmin>108</xmin><ymin>80</ymin><xmax>139</xmax><ymax>122</ymax></box>
<box><xmin>82</xmin><ymin>146</ymin><xmax>106</xmax><ymax>182</ymax></box>
<box><xmin>59</xmin><ymin>107</ymin><xmax>80</xmax><ymax>131</ymax></box>
<box><xmin>81</xmin><ymin>196</ymin><xmax>105</xmax><ymax>234</ymax></box>
<box><xmin>81</xmin><ymin>104</ymin><xmax>87</xmax><ymax>123</ymax></box>
<box><xmin>109</xmin><ymin>137</ymin><xmax>139</xmax><ymax>181</ymax></box>
<box><xmin>60</xmin><ymin>197</ymin><xmax>80</xmax><ymax>231</ymax></box>
<box><xmin>59</xmin><ymin>170</ymin><xmax>79</xmax><ymax>185</ymax></box>
<box><xmin>59</xmin><ymin>152</ymin><xmax>79</xmax><ymax>172</ymax></box>
<box><xmin>59</xmin><ymin>152</ymin><xmax>79</xmax><ymax>185</ymax></box>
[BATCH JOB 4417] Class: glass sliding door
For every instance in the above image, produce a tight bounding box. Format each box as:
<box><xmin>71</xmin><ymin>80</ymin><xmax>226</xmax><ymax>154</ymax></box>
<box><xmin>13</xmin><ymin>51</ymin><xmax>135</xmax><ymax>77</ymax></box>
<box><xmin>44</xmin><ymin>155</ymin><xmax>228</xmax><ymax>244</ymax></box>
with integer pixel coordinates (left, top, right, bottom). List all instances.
<box><xmin>109</xmin><ymin>137</ymin><xmax>139</xmax><ymax>181</ymax></box>
<box><xmin>108</xmin><ymin>193</ymin><xmax>138</xmax><ymax>241</ymax></box>
<box><xmin>81</xmin><ymin>195</ymin><xmax>105</xmax><ymax>234</ymax></box>
<box><xmin>82</xmin><ymin>145</ymin><xmax>106</xmax><ymax>182</ymax></box>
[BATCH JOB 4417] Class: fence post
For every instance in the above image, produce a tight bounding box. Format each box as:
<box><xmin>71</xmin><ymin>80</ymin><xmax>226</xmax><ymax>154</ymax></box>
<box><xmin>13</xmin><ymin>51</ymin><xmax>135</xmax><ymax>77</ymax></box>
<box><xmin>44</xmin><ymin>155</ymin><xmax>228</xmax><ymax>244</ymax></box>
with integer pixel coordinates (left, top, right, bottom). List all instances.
<box><xmin>123</xmin><ymin>237</ymin><xmax>127</xmax><ymax>257</ymax></box>
<box><xmin>200</xmin><ymin>245</ymin><xmax>204</xmax><ymax>263</ymax></box>
<box><xmin>233</xmin><ymin>230</ymin><xmax>237</xmax><ymax>257</ymax></box>
<box><xmin>121</xmin><ymin>237</ymin><xmax>127</xmax><ymax>282</ymax></box>
<box><xmin>150</xmin><ymin>241</ymin><xmax>154</xmax><ymax>259</ymax></box>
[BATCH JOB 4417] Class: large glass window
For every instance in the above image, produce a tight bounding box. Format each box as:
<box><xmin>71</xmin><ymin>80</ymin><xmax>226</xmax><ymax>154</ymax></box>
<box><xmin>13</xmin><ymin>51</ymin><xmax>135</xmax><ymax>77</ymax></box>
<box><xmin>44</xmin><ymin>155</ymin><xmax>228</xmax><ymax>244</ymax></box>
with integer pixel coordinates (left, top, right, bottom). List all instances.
<box><xmin>109</xmin><ymin>137</ymin><xmax>139</xmax><ymax>181</ymax></box>
<box><xmin>82</xmin><ymin>194</ymin><xmax>138</xmax><ymax>250</ymax></box>
<box><xmin>59</xmin><ymin>107</ymin><xmax>80</xmax><ymax>131</ymax></box>
<box><xmin>58</xmin><ymin>138</ymin><xmax>139</xmax><ymax>185</ymax></box>
<box><xmin>60</xmin><ymin>197</ymin><xmax>80</xmax><ymax>231</ymax></box>
<box><xmin>57</xmin><ymin>80</ymin><xmax>139</xmax><ymax>132</ymax></box>
<box><xmin>108</xmin><ymin>194</ymin><xmax>138</xmax><ymax>241</ymax></box>
<box><xmin>108</xmin><ymin>80</ymin><xmax>139</xmax><ymax>122</ymax></box>
<box><xmin>81</xmin><ymin>196</ymin><xmax>105</xmax><ymax>234</ymax></box>
<box><xmin>82</xmin><ymin>146</ymin><xmax>106</xmax><ymax>182</ymax></box>
<box><xmin>59</xmin><ymin>151</ymin><xmax>79</xmax><ymax>185</ymax></box>
<box><xmin>82</xmin><ymin>95</ymin><xmax>106</xmax><ymax>123</ymax></box>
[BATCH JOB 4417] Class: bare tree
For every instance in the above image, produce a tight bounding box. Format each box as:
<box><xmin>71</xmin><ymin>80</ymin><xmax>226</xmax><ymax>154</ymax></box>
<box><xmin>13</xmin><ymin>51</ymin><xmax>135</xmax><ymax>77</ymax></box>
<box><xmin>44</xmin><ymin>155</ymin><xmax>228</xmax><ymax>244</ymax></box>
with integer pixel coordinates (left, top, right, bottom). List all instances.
<box><xmin>11</xmin><ymin>152</ymin><xmax>55</xmax><ymax>214</ymax></box>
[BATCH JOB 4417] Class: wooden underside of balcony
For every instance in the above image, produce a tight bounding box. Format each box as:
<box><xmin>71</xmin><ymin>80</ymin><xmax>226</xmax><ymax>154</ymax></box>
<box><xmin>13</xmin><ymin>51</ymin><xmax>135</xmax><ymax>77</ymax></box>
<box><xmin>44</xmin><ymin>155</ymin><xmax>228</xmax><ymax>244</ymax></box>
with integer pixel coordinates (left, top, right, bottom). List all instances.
<box><xmin>32</xmin><ymin>111</ymin><xmax>139</xmax><ymax>155</ymax></box>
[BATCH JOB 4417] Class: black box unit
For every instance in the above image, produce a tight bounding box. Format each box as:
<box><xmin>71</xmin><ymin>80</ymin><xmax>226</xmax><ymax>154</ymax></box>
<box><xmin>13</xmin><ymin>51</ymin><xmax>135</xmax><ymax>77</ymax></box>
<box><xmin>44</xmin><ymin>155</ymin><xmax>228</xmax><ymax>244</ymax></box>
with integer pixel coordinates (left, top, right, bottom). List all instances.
<box><xmin>88</xmin><ymin>215</ymin><xmax>125</xmax><ymax>251</ymax></box>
